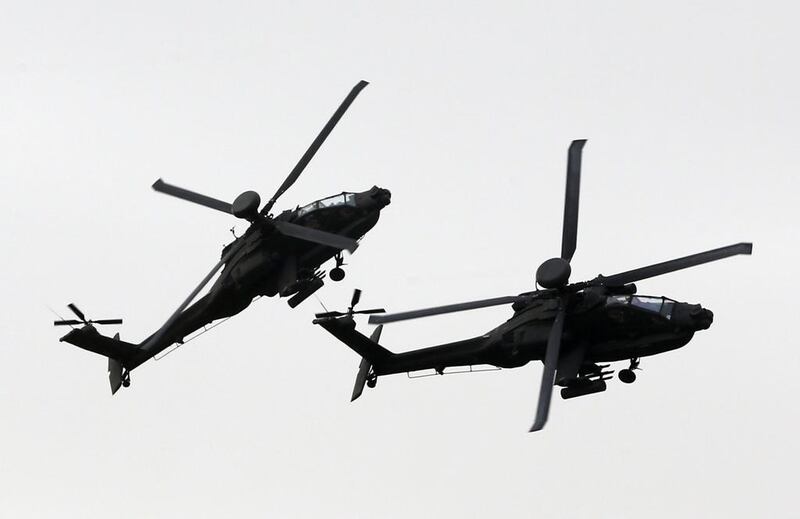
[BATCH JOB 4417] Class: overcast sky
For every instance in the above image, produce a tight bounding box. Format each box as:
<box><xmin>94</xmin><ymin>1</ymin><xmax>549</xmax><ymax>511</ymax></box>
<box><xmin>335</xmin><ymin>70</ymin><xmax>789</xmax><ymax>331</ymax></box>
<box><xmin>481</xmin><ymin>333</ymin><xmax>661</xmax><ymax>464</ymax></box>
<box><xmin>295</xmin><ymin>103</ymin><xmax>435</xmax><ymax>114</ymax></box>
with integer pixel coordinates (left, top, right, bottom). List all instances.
<box><xmin>2</xmin><ymin>1</ymin><xmax>798</xmax><ymax>517</ymax></box>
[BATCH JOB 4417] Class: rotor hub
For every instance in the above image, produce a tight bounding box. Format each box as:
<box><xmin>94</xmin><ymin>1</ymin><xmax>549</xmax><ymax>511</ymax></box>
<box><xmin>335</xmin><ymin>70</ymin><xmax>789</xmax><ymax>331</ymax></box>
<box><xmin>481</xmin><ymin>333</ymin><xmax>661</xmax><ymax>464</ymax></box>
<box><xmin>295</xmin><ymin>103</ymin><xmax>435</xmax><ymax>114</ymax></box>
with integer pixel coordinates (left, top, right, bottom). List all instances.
<box><xmin>536</xmin><ymin>257</ymin><xmax>571</xmax><ymax>289</ymax></box>
<box><xmin>232</xmin><ymin>191</ymin><xmax>261</xmax><ymax>220</ymax></box>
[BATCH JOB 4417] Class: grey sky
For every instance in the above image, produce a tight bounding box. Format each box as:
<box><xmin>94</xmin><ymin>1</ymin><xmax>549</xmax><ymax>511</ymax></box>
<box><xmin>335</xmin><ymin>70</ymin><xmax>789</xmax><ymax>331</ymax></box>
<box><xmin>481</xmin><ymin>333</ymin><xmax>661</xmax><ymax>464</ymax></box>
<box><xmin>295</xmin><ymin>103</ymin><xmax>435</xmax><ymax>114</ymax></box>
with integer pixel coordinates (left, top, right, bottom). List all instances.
<box><xmin>1</xmin><ymin>1</ymin><xmax>798</xmax><ymax>517</ymax></box>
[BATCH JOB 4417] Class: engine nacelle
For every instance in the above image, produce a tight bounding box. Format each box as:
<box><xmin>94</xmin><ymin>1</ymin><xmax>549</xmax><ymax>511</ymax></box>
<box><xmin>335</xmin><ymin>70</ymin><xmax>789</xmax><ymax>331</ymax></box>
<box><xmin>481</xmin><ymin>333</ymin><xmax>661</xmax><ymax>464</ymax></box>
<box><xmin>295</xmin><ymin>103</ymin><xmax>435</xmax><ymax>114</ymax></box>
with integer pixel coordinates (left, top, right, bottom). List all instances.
<box><xmin>607</xmin><ymin>283</ymin><xmax>637</xmax><ymax>295</ymax></box>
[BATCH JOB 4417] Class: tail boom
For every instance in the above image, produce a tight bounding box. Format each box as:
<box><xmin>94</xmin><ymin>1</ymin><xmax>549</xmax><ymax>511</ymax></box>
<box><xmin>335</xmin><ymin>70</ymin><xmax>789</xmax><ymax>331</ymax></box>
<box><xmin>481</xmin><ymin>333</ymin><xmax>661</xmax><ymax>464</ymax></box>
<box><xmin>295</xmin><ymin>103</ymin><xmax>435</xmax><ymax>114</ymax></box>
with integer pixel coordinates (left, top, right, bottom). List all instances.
<box><xmin>314</xmin><ymin>316</ymin><xmax>490</xmax><ymax>376</ymax></box>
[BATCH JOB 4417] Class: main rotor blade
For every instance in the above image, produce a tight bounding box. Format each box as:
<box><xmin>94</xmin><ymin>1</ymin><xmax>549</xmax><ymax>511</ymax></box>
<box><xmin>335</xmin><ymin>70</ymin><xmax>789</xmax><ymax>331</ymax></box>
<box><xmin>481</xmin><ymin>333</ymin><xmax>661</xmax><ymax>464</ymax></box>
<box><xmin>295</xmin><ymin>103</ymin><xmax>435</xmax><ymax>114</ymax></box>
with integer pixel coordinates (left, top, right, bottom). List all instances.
<box><xmin>530</xmin><ymin>296</ymin><xmax>567</xmax><ymax>432</ymax></box>
<box><xmin>67</xmin><ymin>303</ymin><xmax>86</xmax><ymax>322</ymax></box>
<box><xmin>315</xmin><ymin>310</ymin><xmax>346</xmax><ymax>318</ymax></box>
<box><xmin>262</xmin><ymin>80</ymin><xmax>369</xmax><ymax>214</ymax></box>
<box><xmin>273</xmin><ymin>220</ymin><xmax>358</xmax><ymax>253</ymax></box>
<box><xmin>315</xmin><ymin>308</ymin><xmax>384</xmax><ymax>319</ymax></box>
<box><xmin>91</xmin><ymin>319</ymin><xmax>123</xmax><ymax>325</ymax></box>
<box><xmin>152</xmin><ymin>179</ymin><xmax>233</xmax><ymax>215</ymax></box>
<box><xmin>368</xmin><ymin>295</ymin><xmax>533</xmax><ymax>325</ymax></box>
<box><xmin>139</xmin><ymin>244</ymin><xmax>240</xmax><ymax>354</ymax></box>
<box><xmin>561</xmin><ymin>139</ymin><xmax>586</xmax><ymax>262</ymax></box>
<box><xmin>595</xmin><ymin>242</ymin><xmax>753</xmax><ymax>287</ymax></box>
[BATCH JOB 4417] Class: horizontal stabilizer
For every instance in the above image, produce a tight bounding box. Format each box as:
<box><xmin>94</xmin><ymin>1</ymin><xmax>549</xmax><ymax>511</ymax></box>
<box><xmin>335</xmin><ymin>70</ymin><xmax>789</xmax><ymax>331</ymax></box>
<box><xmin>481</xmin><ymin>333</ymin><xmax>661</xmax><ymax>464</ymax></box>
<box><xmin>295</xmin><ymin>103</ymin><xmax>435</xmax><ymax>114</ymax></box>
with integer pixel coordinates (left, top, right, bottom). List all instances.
<box><xmin>314</xmin><ymin>317</ymin><xmax>394</xmax><ymax>365</ymax></box>
<box><xmin>60</xmin><ymin>326</ymin><xmax>139</xmax><ymax>362</ymax></box>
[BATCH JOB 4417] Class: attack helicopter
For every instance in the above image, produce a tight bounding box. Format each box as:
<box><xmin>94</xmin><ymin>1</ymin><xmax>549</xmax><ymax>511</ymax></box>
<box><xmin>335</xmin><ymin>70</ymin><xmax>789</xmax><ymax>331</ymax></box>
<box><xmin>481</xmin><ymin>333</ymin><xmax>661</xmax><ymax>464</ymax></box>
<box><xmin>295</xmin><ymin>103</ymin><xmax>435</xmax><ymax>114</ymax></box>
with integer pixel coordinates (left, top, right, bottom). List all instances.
<box><xmin>56</xmin><ymin>80</ymin><xmax>391</xmax><ymax>394</ymax></box>
<box><xmin>313</xmin><ymin>139</ymin><xmax>752</xmax><ymax>432</ymax></box>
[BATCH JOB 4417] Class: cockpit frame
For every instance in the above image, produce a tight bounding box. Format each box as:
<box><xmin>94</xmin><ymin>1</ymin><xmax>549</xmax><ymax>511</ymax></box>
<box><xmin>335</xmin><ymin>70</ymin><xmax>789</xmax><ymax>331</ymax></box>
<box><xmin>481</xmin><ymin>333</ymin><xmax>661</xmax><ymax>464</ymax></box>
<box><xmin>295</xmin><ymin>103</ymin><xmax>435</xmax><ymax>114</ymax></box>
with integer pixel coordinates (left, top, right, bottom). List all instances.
<box><xmin>606</xmin><ymin>294</ymin><xmax>677</xmax><ymax>319</ymax></box>
<box><xmin>297</xmin><ymin>193</ymin><xmax>357</xmax><ymax>217</ymax></box>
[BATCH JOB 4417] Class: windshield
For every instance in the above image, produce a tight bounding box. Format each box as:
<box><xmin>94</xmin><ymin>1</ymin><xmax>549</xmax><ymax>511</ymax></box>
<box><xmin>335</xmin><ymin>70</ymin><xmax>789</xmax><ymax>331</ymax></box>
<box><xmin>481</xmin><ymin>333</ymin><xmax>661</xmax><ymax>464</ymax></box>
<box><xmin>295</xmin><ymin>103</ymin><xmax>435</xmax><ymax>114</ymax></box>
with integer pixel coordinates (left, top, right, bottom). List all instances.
<box><xmin>606</xmin><ymin>295</ymin><xmax>675</xmax><ymax>319</ymax></box>
<box><xmin>297</xmin><ymin>193</ymin><xmax>356</xmax><ymax>217</ymax></box>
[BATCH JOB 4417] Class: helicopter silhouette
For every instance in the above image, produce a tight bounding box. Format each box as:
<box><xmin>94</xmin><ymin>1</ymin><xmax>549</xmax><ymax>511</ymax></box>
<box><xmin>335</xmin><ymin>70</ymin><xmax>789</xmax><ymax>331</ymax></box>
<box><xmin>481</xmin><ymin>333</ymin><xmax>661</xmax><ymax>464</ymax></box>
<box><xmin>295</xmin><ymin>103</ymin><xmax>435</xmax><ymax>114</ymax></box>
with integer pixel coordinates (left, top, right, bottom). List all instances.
<box><xmin>56</xmin><ymin>80</ymin><xmax>391</xmax><ymax>394</ymax></box>
<box><xmin>313</xmin><ymin>140</ymin><xmax>752</xmax><ymax>432</ymax></box>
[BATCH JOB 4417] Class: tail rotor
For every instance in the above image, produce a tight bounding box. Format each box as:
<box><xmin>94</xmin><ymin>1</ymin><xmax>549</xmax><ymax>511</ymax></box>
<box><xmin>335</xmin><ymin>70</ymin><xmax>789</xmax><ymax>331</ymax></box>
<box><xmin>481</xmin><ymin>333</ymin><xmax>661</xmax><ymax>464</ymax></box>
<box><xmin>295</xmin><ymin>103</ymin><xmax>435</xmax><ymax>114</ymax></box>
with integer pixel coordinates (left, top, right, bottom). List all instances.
<box><xmin>315</xmin><ymin>289</ymin><xmax>385</xmax><ymax>319</ymax></box>
<box><xmin>53</xmin><ymin>303</ymin><xmax>123</xmax><ymax>327</ymax></box>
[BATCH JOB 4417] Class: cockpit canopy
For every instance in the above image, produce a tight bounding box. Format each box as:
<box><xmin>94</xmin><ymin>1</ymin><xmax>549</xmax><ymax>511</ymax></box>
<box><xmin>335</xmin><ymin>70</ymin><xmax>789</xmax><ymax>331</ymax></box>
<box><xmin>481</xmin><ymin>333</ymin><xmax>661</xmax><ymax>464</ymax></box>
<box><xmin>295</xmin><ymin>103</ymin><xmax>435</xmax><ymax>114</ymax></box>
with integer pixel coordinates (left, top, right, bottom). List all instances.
<box><xmin>297</xmin><ymin>193</ymin><xmax>357</xmax><ymax>217</ymax></box>
<box><xmin>606</xmin><ymin>295</ymin><xmax>676</xmax><ymax>319</ymax></box>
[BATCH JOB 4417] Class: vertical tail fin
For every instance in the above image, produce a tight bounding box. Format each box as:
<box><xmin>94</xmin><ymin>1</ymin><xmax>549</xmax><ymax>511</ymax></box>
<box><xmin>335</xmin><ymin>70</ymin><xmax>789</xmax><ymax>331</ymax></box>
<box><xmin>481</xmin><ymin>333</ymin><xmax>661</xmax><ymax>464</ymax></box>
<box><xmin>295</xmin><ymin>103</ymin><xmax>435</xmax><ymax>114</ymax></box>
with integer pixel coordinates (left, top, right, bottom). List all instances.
<box><xmin>108</xmin><ymin>333</ymin><xmax>123</xmax><ymax>395</ymax></box>
<box><xmin>351</xmin><ymin>325</ymin><xmax>382</xmax><ymax>401</ymax></box>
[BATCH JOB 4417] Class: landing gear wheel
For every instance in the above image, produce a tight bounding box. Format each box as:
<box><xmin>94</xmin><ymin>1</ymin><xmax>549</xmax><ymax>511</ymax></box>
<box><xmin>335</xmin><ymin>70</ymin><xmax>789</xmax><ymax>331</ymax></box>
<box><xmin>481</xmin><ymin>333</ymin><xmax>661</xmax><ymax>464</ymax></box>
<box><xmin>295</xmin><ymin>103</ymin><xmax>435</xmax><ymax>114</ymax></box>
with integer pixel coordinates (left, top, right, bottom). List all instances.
<box><xmin>366</xmin><ymin>375</ymin><xmax>377</xmax><ymax>388</ymax></box>
<box><xmin>121</xmin><ymin>370</ymin><xmax>131</xmax><ymax>388</ymax></box>
<box><xmin>618</xmin><ymin>369</ymin><xmax>636</xmax><ymax>384</ymax></box>
<box><xmin>329</xmin><ymin>267</ymin><xmax>346</xmax><ymax>282</ymax></box>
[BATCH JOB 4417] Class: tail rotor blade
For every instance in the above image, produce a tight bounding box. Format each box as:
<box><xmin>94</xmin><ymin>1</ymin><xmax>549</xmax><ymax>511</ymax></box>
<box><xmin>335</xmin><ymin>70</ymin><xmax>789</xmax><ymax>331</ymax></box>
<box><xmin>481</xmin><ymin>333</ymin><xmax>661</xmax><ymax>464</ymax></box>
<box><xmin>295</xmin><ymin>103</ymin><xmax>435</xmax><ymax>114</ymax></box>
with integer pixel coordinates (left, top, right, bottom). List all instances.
<box><xmin>152</xmin><ymin>179</ymin><xmax>233</xmax><ymax>215</ymax></box>
<box><xmin>91</xmin><ymin>319</ymin><xmax>124</xmax><ymax>325</ymax></box>
<box><xmin>315</xmin><ymin>311</ymin><xmax>346</xmax><ymax>319</ymax></box>
<box><xmin>530</xmin><ymin>296</ymin><xmax>567</xmax><ymax>432</ymax></box>
<box><xmin>350</xmin><ymin>289</ymin><xmax>362</xmax><ymax>309</ymax></box>
<box><xmin>54</xmin><ymin>320</ymin><xmax>83</xmax><ymax>326</ymax></box>
<box><xmin>353</xmin><ymin>308</ymin><xmax>385</xmax><ymax>315</ymax></box>
<box><xmin>313</xmin><ymin>287</ymin><xmax>382</xmax><ymax>319</ymax></box>
<box><xmin>67</xmin><ymin>303</ymin><xmax>86</xmax><ymax>322</ymax></box>
<box><xmin>595</xmin><ymin>242</ymin><xmax>753</xmax><ymax>287</ymax></box>
<box><xmin>315</xmin><ymin>309</ymin><xmax>383</xmax><ymax>319</ymax></box>
<box><xmin>262</xmin><ymin>80</ymin><xmax>369</xmax><ymax>214</ymax></box>
<box><xmin>561</xmin><ymin>140</ymin><xmax>586</xmax><ymax>262</ymax></box>
<box><xmin>55</xmin><ymin>306</ymin><xmax>122</xmax><ymax>327</ymax></box>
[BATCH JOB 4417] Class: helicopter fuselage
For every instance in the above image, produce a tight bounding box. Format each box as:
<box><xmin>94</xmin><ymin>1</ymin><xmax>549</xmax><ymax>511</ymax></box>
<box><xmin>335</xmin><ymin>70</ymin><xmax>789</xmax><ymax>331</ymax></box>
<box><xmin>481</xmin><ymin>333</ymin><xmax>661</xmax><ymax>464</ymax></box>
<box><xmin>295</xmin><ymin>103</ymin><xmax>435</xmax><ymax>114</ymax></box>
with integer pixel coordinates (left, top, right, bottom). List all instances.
<box><xmin>141</xmin><ymin>186</ymin><xmax>390</xmax><ymax>356</ymax></box>
<box><xmin>341</xmin><ymin>288</ymin><xmax>714</xmax><ymax>377</ymax></box>
<box><xmin>311</xmin><ymin>135</ymin><xmax>750</xmax><ymax>432</ymax></box>
<box><xmin>57</xmin><ymin>79</ymin><xmax>397</xmax><ymax>392</ymax></box>
<box><xmin>58</xmin><ymin>186</ymin><xmax>391</xmax><ymax>370</ymax></box>
<box><xmin>216</xmin><ymin>187</ymin><xmax>390</xmax><ymax>296</ymax></box>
